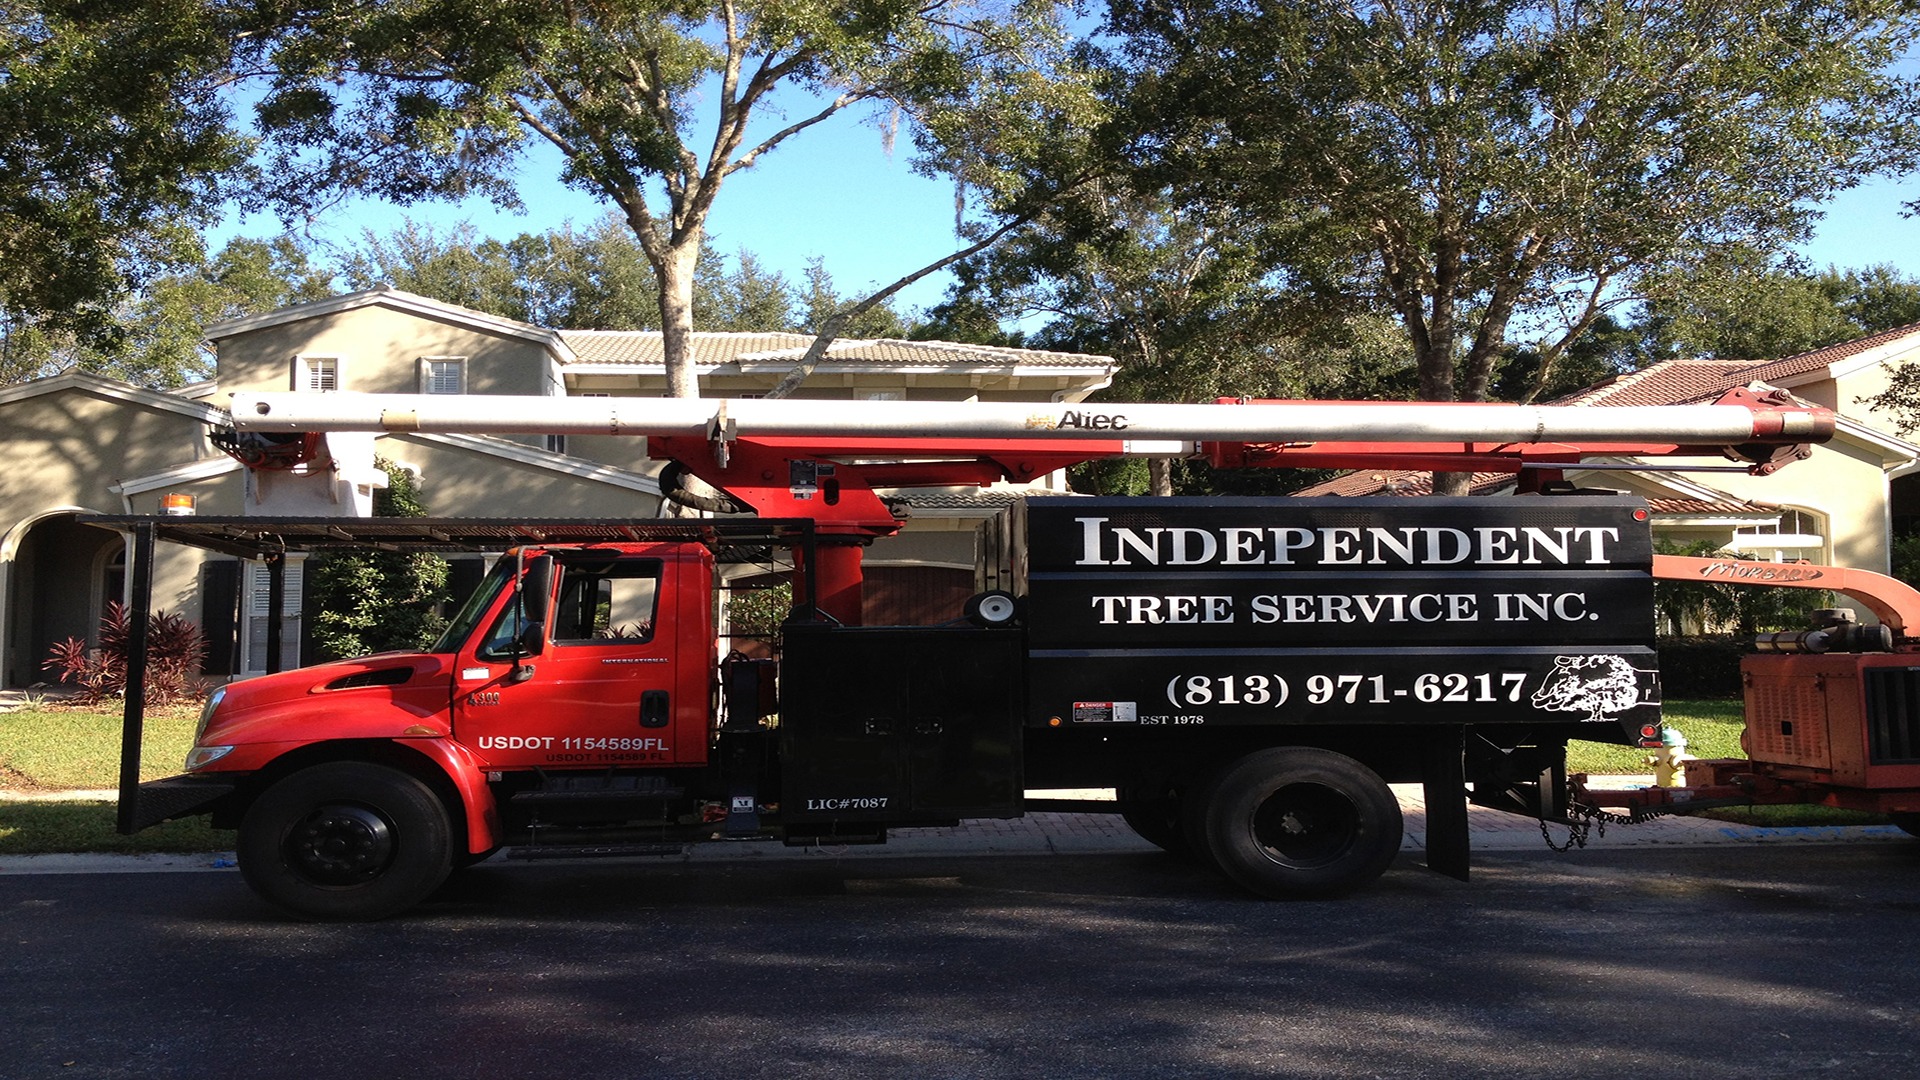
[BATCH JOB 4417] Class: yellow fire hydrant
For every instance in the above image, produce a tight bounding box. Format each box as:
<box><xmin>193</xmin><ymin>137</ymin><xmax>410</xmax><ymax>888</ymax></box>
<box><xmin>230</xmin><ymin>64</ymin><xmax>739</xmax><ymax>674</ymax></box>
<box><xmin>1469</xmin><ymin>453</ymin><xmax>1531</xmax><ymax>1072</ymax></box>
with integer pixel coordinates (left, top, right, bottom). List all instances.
<box><xmin>1646</xmin><ymin>724</ymin><xmax>1690</xmax><ymax>788</ymax></box>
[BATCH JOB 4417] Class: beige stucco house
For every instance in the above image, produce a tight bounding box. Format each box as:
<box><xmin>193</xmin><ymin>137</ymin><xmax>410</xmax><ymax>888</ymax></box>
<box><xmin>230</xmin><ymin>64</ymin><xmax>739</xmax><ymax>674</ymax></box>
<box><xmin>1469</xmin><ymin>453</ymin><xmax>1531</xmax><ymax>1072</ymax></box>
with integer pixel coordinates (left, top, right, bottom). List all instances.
<box><xmin>0</xmin><ymin>287</ymin><xmax>1116</xmax><ymax>689</ymax></box>
<box><xmin>1301</xmin><ymin>323</ymin><xmax>1920</xmax><ymax>578</ymax></box>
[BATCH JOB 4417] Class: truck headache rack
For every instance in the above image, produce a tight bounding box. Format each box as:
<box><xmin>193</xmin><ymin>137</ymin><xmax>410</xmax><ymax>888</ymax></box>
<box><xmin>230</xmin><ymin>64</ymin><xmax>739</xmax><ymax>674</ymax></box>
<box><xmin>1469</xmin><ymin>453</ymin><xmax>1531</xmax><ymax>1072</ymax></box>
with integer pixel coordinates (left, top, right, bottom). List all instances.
<box><xmin>80</xmin><ymin>514</ymin><xmax>821</xmax><ymax>835</ymax></box>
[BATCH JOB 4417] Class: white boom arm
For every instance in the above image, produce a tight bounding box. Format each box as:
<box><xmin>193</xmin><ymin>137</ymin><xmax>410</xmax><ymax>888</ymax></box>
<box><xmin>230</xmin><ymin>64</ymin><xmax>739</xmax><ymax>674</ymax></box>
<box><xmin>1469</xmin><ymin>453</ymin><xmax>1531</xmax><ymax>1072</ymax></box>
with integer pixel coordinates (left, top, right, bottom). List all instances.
<box><xmin>227</xmin><ymin>392</ymin><xmax>1828</xmax><ymax>446</ymax></box>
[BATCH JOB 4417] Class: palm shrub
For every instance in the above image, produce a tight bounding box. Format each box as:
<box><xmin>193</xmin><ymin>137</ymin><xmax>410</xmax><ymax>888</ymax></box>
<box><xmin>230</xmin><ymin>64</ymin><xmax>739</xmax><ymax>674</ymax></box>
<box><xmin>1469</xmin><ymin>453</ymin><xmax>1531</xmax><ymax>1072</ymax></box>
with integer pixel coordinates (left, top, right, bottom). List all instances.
<box><xmin>43</xmin><ymin>602</ymin><xmax>206</xmax><ymax>705</ymax></box>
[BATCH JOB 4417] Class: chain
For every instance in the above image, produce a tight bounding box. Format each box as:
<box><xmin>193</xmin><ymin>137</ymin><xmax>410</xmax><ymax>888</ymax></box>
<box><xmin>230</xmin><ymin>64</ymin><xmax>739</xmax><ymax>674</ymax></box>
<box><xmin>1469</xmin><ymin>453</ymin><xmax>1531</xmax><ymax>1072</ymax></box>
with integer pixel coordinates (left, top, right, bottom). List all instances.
<box><xmin>1540</xmin><ymin>800</ymin><xmax>1654</xmax><ymax>852</ymax></box>
<box><xmin>1539</xmin><ymin>813</ymin><xmax>1593</xmax><ymax>852</ymax></box>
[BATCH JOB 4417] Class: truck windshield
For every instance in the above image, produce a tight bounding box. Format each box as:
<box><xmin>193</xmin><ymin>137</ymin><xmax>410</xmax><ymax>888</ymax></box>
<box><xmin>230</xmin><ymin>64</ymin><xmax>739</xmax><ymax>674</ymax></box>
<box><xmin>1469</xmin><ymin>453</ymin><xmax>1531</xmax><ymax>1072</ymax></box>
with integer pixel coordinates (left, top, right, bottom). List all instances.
<box><xmin>430</xmin><ymin>558</ymin><xmax>514</xmax><ymax>654</ymax></box>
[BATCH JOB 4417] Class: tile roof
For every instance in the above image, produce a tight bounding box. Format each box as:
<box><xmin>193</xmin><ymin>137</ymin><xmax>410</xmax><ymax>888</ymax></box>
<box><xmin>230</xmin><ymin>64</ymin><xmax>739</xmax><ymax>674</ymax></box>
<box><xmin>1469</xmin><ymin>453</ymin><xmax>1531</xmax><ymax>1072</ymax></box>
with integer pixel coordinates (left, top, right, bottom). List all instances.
<box><xmin>1553</xmin><ymin>321</ymin><xmax>1920</xmax><ymax>409</ymax></box>
<box><xmin>900</xmin><ymin>490</ymin><xmax>1026</xmax><ymax>509</ymax></box>
<box><xmin>1291</xmin><ymin>471</ymin><xmax>1514</xmax><ymax>497</ymax></box>
<box><xmin>1744</xmin><ymin>320</ymin><xmax>1920</xmax><ymax>384</ymax></box>
<box><xmin>1643</xmin><ymin>497</ymin><xmax>1778</xmax><ymax>517</ymax></box>
<box><xmin>1550</xmin><ymin>359</ymin><xmax>1761</xmax><ymax>407</ymax></box>
<box><xmin>1286</xmin><ymin>322</ymin><xmax>1920</xmax><ymax>505</ymax></box>
<box><xmin>558</xmin><ymin>330</ymin><xmax>1113</xmax><ymax>371</ymax></box>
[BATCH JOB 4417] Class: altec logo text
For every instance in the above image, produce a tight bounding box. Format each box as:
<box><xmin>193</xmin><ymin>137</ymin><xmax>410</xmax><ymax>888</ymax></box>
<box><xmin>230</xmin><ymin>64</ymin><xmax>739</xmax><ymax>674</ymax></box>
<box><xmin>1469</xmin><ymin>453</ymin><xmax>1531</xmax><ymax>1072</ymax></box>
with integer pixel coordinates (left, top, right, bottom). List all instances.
<box><xmin>1029</xmin><ymin>410</ymin><xmax>1131</xmax><ymax>431</ymax></box>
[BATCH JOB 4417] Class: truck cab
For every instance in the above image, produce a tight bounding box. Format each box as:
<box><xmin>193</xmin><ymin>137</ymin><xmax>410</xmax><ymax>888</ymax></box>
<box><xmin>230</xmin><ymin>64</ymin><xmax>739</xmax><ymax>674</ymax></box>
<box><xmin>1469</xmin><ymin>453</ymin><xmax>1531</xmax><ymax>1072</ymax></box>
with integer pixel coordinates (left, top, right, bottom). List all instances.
<box><xmin>130</xmin><ymin>521</ymin><xmax>795</xmax><ymax>920</ymax></box>
<box><xmin>446</xmin><ymin>544</ymin><xmax>714</xmax><ymax>771</ymax></box>
<box><xmin>184</xmin><ymin>542</ymin><xmax>715</xmax><ymax>778</ymax></box>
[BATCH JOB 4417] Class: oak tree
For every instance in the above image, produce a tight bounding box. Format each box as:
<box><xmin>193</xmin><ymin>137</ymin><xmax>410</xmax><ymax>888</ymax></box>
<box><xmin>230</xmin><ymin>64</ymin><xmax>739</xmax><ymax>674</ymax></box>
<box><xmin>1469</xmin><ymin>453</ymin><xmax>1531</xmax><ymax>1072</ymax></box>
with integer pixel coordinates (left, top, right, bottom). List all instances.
<box><xmin>2</xmin><ymin>0</ymin><xmax>247</xmax><ymax>365</ymax></box>
<box><xmin>242</xmin><ymin>0</ymin><xmax>1095</xmax><ymax>397</ymax></box>
<box><xmin>1109</xmin><ymin>0</ymin><xmax>1920</xmax><ymax>475</ymax></box>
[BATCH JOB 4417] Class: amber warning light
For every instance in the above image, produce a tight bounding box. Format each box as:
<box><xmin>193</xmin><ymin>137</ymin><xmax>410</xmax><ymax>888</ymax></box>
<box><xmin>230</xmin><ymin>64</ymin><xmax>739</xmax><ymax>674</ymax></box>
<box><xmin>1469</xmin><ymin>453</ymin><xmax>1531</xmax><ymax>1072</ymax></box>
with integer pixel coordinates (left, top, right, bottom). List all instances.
<box><xmin>160</xmin><ymin>493</ymin><xmax>196</xmax><ymax>516</ymax></box>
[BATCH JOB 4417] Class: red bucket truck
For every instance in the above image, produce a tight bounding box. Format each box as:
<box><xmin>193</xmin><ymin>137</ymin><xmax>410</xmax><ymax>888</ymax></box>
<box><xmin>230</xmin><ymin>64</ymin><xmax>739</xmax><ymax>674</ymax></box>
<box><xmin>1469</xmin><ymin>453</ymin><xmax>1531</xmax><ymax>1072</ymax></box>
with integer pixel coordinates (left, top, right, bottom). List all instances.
<box><xmin>102</xmin><ymin>391</ymin><xmax>1865</xmax><ymax>919</ymax></box>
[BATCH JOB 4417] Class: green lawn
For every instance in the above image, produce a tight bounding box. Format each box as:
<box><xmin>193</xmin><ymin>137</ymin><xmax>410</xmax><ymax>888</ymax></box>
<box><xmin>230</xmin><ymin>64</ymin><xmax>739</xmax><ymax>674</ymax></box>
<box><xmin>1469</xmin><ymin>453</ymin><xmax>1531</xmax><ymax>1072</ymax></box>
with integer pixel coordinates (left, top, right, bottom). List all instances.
<box><xmin>0</xmin><ymin>702</ymin><xmax>235</xmax><ymax>854</ymax></box>
<box><xmin>1565</xmin><ymin>698</ymin><xmax>1747</xmax><ymax>775</ymax></box>
<box><xmin>0</xmin><ymin>802</ymin><xmax>236</xmax><ymax>854</ymax></box>
<box><xmin>0</xmin><ymin>702</ymin><xmax>202</xmax><ymax>790</ymax></box>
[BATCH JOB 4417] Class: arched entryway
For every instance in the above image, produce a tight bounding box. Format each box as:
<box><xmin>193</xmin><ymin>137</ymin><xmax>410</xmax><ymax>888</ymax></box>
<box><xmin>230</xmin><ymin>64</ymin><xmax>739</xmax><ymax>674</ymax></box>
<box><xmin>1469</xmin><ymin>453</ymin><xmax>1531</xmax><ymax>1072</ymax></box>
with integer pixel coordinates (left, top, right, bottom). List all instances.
<box><xmin>2</xmin><ymin>511</ymin><xmax>124</xmax><ymax>689</ymax></box>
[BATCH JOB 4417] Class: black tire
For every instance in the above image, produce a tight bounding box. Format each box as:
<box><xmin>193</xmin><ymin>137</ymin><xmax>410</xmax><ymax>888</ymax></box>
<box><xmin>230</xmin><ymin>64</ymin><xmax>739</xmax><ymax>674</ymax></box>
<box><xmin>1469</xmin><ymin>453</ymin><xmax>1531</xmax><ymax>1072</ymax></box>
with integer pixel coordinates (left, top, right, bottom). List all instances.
<box><xmin>1892</xmin><ymin>812</ymin><xmax>1920</xmax><ymax>839</ymax></box>
<box><xmin>238</xmin><ymin>762</ymin><xmax>455</xmax><ymax>921</ymax></box>
<box><xmin>1195</xmin><ymin>748</ymin><xmax>1403</xmax><ymax>899</ymax></box>
<box><xmin>1116</xmin><ymin>778</ymin><xmax>1189</xmax><ymax>857</ymax></box>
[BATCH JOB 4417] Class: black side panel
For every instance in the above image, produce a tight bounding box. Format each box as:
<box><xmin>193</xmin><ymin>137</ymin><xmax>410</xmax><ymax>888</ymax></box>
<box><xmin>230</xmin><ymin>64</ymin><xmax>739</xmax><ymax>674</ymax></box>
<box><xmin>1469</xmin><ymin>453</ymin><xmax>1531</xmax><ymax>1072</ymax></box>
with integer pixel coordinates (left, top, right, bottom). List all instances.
<box><xmin>780</xmin><ymin>625</ymin><xmax>1024</xmax><ymax>824</ymax></box>
<box><xmin>1020</xmin><ymin>496</ymin><xmax>1660</xmax><ymax>743</ymax></box>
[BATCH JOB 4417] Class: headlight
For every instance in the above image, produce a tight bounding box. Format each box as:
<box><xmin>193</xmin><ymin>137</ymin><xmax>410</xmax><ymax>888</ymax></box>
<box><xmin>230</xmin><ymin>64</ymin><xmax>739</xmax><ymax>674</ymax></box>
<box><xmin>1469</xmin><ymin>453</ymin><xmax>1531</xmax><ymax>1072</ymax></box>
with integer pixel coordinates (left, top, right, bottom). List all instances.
<box><xmin>185</xmin><ymin>745</ymin><xmax>235</xmax><ymax>771</ymax></box>
<box><xmin>194</xmin><ymin>686</ymin><xmax>226</xmax><ymax>741</ymax></box>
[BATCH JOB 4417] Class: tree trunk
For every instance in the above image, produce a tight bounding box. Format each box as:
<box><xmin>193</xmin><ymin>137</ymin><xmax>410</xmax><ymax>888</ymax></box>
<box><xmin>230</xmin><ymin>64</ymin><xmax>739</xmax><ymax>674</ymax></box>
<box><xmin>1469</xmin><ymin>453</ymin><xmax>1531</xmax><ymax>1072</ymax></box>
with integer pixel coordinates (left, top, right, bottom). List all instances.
<box><xmin>764</xmin><ymin>211</ymin><xmax>1046</xmax><ymax>400</ymax></box>
<box><xmin>1411</xmin><ymin>332</ymin><xmax>1472</xmax><ymax>496</ymax></box>
<box><xmin>1149</xmin><ymin>457</ymin><xmax>1173</xmax><ymax>497</ymax></box>
<box><xmin>656</xmin><ymin>239</ymin><xmax>703</xmax><ymax>399</ymax></box>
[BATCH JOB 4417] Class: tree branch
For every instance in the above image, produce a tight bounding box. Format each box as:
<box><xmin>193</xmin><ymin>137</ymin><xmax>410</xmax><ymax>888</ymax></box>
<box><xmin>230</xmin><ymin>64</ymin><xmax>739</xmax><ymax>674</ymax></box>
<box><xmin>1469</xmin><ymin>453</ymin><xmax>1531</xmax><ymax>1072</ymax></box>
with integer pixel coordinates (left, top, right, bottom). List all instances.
<box><xmin>764</xmin><ymin>210</ymin><xmax>1050</xmax><ymax>399</ymax></box>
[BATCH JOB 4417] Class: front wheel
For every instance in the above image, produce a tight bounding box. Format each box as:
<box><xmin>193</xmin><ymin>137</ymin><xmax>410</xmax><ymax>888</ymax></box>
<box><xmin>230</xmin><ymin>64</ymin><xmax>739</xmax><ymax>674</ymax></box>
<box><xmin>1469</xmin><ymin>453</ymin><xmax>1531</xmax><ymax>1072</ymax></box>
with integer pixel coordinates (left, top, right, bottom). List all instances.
<box><xmin>238</xmin><ymin>762</ymin><xmax>454</xmax><ymax>921</ymax></box>
<box><xmin>1195</xmin><ymin>748</ymin><xmax>1403</xmax><ymax>899</ymax></box>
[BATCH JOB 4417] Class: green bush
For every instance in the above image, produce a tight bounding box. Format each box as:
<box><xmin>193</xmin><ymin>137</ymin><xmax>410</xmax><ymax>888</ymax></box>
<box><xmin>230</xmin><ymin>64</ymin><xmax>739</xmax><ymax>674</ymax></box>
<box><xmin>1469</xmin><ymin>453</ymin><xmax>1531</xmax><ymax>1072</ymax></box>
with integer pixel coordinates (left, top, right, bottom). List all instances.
<box><xmin>726</xmin><ymin>580</ymin><xmax>792</xmax><ymax>651</ymax></box>
<box><xmin>1655</xmin><ymin>636</ymin><xmax>1748</xmax><ymax>699</ymax></box>
<box><xmin>306</xmin><ymin>460</ymin><xmax>450</xmax><ymax>659</ymax></box>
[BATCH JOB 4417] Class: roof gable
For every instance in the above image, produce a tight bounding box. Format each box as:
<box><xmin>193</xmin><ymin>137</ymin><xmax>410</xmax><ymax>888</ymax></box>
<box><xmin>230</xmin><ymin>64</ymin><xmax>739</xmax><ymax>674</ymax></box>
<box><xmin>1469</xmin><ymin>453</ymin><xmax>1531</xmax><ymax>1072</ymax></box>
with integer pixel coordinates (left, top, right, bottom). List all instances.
<box><xmin>0</xmin><ymin>370</ymin><xmax>225</xmax><ymax>423</ymax></box>
<box><xmin>204</xmin><ymin>286</ymin><xmax>567</xmax><ymax>356</ymax></box>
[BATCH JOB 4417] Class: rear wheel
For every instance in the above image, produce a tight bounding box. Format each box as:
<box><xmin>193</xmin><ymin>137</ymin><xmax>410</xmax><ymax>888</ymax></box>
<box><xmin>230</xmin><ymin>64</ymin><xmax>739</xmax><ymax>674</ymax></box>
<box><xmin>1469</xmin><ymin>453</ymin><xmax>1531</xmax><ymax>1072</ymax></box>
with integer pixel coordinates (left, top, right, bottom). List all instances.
<box><xmin>238</xmin><ymin>762</ymin><xmax>454</xmax><ymax>921</ymax></box>
<box><xmin>1195</xmin><ymin>748</ymin><xmax>1402</xmax><ymax>899</ymax></box>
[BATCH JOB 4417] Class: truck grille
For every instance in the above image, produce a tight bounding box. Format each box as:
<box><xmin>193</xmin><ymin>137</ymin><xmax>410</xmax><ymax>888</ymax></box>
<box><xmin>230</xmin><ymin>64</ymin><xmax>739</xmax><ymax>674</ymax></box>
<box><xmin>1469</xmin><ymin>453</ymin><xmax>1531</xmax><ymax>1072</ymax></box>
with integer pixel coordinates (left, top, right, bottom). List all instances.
<box><xmin>1864</xmin><ymin>668</ymin><xmax>1920</xmax><ymax>765</ymax></box>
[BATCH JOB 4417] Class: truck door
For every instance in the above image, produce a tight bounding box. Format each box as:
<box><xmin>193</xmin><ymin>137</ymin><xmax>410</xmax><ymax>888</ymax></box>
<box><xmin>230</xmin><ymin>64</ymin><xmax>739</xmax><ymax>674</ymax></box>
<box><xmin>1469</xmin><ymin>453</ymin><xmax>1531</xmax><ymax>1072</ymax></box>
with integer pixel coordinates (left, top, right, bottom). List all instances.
<box><xmin>454</xmin><ymin>552</ymin><xmax>684</xmax><ymax>769</ymax></box>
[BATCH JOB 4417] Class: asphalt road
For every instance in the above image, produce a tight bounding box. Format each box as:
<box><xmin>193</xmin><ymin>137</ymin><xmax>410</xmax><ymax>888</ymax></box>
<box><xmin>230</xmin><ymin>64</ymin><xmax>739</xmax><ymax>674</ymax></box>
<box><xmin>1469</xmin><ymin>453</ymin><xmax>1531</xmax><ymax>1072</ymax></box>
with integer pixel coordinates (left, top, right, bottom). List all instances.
<box><xmin>6</xmin><ymin>843</ymin><xmax>1920</xmax><ymax>1079</ymax></box>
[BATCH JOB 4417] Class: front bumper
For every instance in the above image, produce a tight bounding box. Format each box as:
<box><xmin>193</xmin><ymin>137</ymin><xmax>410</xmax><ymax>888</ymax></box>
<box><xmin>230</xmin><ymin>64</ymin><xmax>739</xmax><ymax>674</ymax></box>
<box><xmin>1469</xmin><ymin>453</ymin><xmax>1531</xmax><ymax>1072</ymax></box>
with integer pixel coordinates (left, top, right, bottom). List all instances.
<box><xmin>120</xmin><ymin>774</ymin><xmax>241</xmax><ymax>834</ymax></box>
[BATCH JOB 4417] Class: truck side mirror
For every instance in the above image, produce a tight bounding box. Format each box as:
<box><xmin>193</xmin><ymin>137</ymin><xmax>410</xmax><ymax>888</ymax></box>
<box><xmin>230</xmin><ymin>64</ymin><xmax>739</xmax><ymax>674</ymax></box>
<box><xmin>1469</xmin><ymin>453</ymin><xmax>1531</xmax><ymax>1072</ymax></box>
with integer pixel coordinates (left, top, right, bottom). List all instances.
<box><xmin>515</xmin><ymin>555</ymin><xmax>554</xmax><ymax>659</ymax></box>
<box><xmin>516</xmin><ymin>622</ymin><xmax>547</xmax><ymax>659</ymax></box>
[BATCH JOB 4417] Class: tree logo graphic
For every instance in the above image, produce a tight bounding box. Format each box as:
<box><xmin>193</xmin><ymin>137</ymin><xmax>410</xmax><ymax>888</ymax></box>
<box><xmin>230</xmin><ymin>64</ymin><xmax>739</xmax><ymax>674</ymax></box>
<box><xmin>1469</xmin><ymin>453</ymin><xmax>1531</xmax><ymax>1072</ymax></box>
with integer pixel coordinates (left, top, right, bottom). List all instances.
<box><xmin>1529</xmin><ymin>655</ymin><xmax>1648</xmax><ymax>722</ymax></box>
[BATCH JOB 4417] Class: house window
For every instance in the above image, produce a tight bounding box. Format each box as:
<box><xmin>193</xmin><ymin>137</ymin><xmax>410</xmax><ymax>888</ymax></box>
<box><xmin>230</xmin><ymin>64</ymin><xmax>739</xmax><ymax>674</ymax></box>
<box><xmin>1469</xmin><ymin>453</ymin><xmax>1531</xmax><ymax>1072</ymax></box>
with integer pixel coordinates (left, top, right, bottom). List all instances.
<box><xmin>295</xmin><ymin>355</ymin><xmax>340</xmax><ymax>392</ymax></box>
<box><xmin>421</xmin><ymin>357</ymin><xmax>466</xmax><ymax>395</ymax></box>
<box><xmin>856</xmin><ymin>390</ymin><xmax>903</xmax><ymax>402</ymax></box>
<box><xmin>243</xmin><ymin>557</ymin><xmax>305</xmax><ymax>675</ymax></box>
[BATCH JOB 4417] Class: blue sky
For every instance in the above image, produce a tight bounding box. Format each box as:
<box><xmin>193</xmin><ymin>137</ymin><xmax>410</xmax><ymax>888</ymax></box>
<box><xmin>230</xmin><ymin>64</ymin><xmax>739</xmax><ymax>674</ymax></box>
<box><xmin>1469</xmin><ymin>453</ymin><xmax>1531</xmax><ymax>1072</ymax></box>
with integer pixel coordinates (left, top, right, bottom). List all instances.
<box><xmin>1798</xmin><ymin>181</ymin><xmax>1920</xmax><ymax>276</ymax></box>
